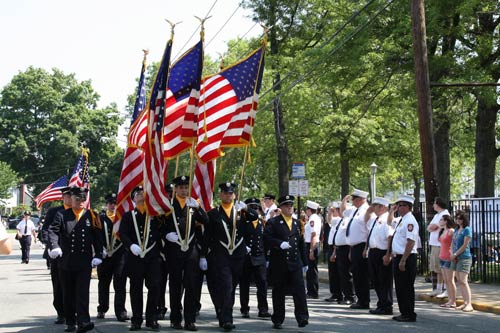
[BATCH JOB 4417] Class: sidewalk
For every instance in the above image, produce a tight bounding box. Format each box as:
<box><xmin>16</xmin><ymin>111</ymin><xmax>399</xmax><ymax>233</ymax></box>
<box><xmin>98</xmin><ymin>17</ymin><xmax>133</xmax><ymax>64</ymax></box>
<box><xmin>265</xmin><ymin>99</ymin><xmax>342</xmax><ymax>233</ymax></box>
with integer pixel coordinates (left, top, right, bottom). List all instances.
<box><xmin>317</xmin><ymin>263</ymin><xmax>500</xmax><ymax>315</ymax></box>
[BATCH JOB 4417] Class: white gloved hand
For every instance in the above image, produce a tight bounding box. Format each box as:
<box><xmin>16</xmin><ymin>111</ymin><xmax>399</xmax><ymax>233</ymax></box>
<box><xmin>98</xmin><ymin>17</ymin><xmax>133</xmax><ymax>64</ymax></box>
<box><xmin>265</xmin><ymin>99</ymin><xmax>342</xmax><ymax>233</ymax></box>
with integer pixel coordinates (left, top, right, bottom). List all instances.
<box><xmin>91</xmin><ymin>258</ymin><xmax>102</xmax><ymax>267</ymax></box>
<box><xmin>186</xmin><ymin>197</ymin><xmax>200</xmax><ymax>209</ymax></box>
<box><xmin>49</xmin><ymin>248</ymin><xmax>63</xmax><ymax>259</ymax></box>
<box><xmin>199</xmin><ymin>257</ymin><xmax>208</xmax><ymax>271</ymax></box>
<box><xmin>266</xmin><ymin>261</ymin><xmax>270</xmax><ymax>268</ymax></box>
<box><xmin>280</xmin><ymin>241</ymin><xmax>291</xmax><ymax>250</ymax></box>
<box><xmin>302</xmin><ymin>266</ymin><xmax>308</xmax><ymax>273</ymax></box>
<box><xmin>235</xmin><ymin>201</ymin><xmax>247</xmax><ymax>212</ymax></box>
<box><xmin>130</xmin><ymin>244</ymin><xmax>141</xmax><ymax>256</ymax></box>
<box><xmin>246</xmin><ymin>246</ymin><xmax>251</xmax><ymax>254</ymax></box>
<box><xmin>102</xmin><ymin>249</ymin><xmax>108</xmax><ymax>258</ymax></box>
<box><xmin>166</xmin><ymin>232</ymin><xmax>179</xmax><ymax>243</ymax></box>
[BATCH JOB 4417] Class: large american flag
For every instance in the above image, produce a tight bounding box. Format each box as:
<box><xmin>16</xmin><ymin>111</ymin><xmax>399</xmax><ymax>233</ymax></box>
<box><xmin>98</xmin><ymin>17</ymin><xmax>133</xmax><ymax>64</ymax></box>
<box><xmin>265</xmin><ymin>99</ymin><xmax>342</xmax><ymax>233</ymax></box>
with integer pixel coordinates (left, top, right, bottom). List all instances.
<box><xmin>195</xmin><ymin>46</ymin><xmax>265</xmax><ymax>163</ymax></box>
<box><xmin>163</xmin><ymin>41</ymin><xmax>203</xmax><ymax>159</ymax></box>
<box><xmin>191</xmin><ymin>159</ymin><xmax>216</xmax><ymax>211</ymax></box>
<box><xmin>34</xmin><ymin>175</ymin><xmax>68</xmax><ymax>208</ymax></box>
<box><xmin>115</xmin><ymin>54</ymin><xmax>148</xmax><ymax>223</ymax></box>
<box><xmin>144</xmin><ymin>39</ymin><xmax>172</xmax><ymax>216</ymax></box>
<box><xmin>68</xmin><ymin>149</ymin><xmax>90</xmax><ymax>209</ymax></box>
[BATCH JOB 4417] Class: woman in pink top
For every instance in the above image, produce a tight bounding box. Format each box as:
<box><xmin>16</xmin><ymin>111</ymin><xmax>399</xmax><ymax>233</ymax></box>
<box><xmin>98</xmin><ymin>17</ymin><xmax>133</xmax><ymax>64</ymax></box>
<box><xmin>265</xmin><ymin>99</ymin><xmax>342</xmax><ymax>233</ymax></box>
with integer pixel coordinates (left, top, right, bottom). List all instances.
<box><xmin>438</xmin><ymin>215</ymin><xmax>456</xmax><ymax>308</ymax></box>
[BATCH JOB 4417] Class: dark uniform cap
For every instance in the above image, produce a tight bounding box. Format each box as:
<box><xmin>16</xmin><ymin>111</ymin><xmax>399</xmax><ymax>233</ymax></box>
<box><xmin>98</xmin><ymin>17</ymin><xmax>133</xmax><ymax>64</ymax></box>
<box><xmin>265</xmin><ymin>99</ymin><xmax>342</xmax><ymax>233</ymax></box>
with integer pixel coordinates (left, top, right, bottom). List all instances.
<box><xmin>105</xmin><ymin>193</ymin><xmax>117</xmax><ymax>204</ymax></box>
<box><xmin>277</xmin><ymin>195</ymin><xmax>295</xmax><ymax>207</ymax></box>
<box><xmin>23</xmin><ymin>210</ymin><xmax>31</xmax><ymax>216</ymax></box>
<box><xmin>172</xmin><ymin>175</ymin><xmax>189</xmax><ymax>186</ymax></box>
<box><xmin>244</xmin><ymin>197</ymin><xmax>261</xmax><ymax>209</ymax></box>
<box><xmin>219</xmin><ymin>182</ymin><xmax>237</xmax><ymax>193</ymax></box>
<box><xmin>131</xmin><ymin>186</ymin><xmax>144</xmax><ymax>199</ymax></box>
<box><xmin>165</xmin><ymin>183</ymin><xmax>174</xmax><ymax>194</ymax></box>
<box><xmin>263</xmin><ymin>193</ymin><xmax>275</xmax><ymax>200</ymax></box>
<box><xmin>60</xmin><ymin>186</ymin><xmax>72</xmax><ymax>195</ymax></box>
<box><xmin>70</xmin><ymin>187</ymin><xmax>89</xmax><ymax>199</ymax></box>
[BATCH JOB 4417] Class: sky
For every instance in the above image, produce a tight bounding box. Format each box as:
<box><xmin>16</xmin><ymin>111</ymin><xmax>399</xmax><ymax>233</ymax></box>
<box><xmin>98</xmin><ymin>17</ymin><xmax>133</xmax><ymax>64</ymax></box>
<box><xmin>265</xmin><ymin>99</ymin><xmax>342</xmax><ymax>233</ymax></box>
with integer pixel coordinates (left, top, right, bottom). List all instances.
<box><xmin>0</xmin><ymin>0</ymin><xmax>260</xmax><ymax>123</ymax></box>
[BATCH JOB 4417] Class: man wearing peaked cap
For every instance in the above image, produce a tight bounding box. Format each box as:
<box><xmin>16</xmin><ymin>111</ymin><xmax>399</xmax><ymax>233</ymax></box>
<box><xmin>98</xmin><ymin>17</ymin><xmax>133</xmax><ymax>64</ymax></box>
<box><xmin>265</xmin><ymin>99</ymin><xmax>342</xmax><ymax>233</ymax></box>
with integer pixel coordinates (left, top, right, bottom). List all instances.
<box><xmin>41</xmin><ymin>184</ymin><xmax>74</xmax><ymax>325</ymax></box>
<box><xmin>304</xmin><ymin>200</ymin><xmax>321</xmax><ymax>299</ymax></box>
<box><xmin>96</xmin><ymin>193</ymin><xmax>129</xmax><ymax>322</ymax></box>
<box><xmin>263</xmin><ymin>194</ymin><xmax>309</xmax><ymax>329</ymax></box>
<box><xmin>341</xmin><ymin>188</ymin><xmax>372</xmax><ymax>310</ymax></box>
<box><xmin>364</xmin><ymin>197</ymin><xmax>394</xmax><ymax>315</ymax></box>
<box><xmin>17</xmin><ymin>210</ymin><xmax>36</xmax><ymax>264</ymax></box>
<box><xmin>262</xmin><ymin>193</ymin><xmax>277</xmax><ymax>222</ymax></box>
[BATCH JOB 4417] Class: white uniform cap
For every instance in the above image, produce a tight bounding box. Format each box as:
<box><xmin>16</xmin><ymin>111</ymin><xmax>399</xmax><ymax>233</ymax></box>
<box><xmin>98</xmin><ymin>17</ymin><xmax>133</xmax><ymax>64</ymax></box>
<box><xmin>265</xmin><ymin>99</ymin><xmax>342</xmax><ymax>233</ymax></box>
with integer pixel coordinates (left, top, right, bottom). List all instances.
<box><xmin>396</xmin><ymin>194</ymin><xmax>415</xmax><ymax>204</ymax></box>
<box><xmin>372</xmin><ymin>197</ymin><xmax>390</xmax><ymax>207</ymax></box>
<box><xmin>351</xmin><ymin>188</ymin><xmax>369</xmax><ymax>199</ymax></box>
<box><xmin>330</xmin><ymin>201</ymin><xmax>340</xmax><ymax>208</ymax></box>
<box><xmin>306</xmin><ymin>200</ymin><xmax>320</xmax><ymax>210</ymax></box>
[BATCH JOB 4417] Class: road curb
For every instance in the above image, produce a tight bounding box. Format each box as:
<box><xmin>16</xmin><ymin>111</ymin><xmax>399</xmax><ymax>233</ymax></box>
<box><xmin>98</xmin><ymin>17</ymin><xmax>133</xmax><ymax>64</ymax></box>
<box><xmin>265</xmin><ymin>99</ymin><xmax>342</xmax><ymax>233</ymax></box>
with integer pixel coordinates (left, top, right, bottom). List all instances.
<box><xmin>417</xmin><ymin>293</ymin><xmax>500</xmax><ymax>315</ymax></box>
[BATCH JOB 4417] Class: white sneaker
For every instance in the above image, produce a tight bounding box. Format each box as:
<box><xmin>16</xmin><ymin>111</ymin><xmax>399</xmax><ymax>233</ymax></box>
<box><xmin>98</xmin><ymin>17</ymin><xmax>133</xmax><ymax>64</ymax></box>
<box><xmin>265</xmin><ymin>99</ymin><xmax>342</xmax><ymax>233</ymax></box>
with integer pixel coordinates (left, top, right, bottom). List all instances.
<box><xmin>426</xmin><ymin>289</ymin><xmax>439</xmax><ymax>297</ymax></box>
<box><xmin>436</xmin><ymin>290</ymin><xmax>448</xmax><ymax>299</ymax></box>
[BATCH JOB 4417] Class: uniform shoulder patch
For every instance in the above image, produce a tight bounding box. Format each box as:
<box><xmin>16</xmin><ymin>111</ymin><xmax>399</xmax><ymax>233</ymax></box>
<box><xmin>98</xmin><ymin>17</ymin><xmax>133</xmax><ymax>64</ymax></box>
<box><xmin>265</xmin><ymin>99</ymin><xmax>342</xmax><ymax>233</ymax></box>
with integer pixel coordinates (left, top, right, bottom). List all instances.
<box><xmin>407</xmin><ymin>224</ymin><xmax>414</xmax><ymax>232</ymax></box>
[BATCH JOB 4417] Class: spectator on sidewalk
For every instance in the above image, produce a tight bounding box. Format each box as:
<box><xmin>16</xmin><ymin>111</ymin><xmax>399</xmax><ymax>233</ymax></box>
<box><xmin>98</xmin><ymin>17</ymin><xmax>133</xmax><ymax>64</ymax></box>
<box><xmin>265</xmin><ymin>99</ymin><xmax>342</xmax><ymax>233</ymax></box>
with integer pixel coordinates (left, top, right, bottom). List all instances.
<box><xmin>438</xmin><ymin>215</ymin><xmax>456</xmax><ymax>309</ymax></box>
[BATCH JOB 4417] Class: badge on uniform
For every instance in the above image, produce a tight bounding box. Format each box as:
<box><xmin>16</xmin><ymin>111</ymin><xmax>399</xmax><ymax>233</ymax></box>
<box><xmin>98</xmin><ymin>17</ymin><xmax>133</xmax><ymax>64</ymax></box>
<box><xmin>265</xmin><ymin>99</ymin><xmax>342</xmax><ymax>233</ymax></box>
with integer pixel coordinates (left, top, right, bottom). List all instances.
<box><xmin>86</xmin><ymin>219</ymin><xmax>91</xmax><ymax>227</ymax></box>
<box><xmin>407</xmin><ymin>224</ymin><xmax>414</xmax><ymax>232</ymax></box>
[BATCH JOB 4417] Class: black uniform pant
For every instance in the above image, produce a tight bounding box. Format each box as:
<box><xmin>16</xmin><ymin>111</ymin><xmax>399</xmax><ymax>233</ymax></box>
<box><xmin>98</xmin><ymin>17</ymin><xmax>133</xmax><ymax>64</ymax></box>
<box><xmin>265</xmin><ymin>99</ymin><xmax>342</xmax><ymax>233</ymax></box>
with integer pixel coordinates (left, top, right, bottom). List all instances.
<box><xmin>97</xmin><ymin>252</ymin><xmax>127</xmax><ymax>317</ymax></box>
<box><xmin>239</xmin><ymin>256</ymin><xmax>268</xmax><ymax>314</ymax></box>
<box><xmin>327</xmin><ymin>246</ymin><xmax>342</xmax><ymax>300</ymax></box>
<box><xmin>59</xmin><ymin>266</ymin><xmax>92</xmax><ymax>326</ymax></box>
<box><xmin>158</xmin><ymin>257</ymin><xmax>169</xmax><ymax>316</ymax></box>
<box><xmin>271</xmin><ymin>267</ymin><xmax>308</xmax><ymax>325</ymax></box>
<box><xmin>335</xmin><ymin>245</ymin><xmax>355</xmax><ymax>301</ymax></box>
<box><xmin>20</xmin><ymin>235</ymin><xmax>31</xmax><ymax>262</ymax></box>
<box><xmin>393</xmin><ymin>254</ymin><xmax>417</xmax><ymax>319</ymax></box>
<box><xmin>368</xmin><ymin>249</ymin><xmax>393</xmax><ymax>310</ymax></box>
<box><xmin>128</xmin><ymin>256</ymin><xmax>161</xmax><ymax>325</ymax></box>
<box><xmin>350</xmin><ymin>242</ymin><xmax>370</xmax><ymax>305</ymax></box>
<box><xmin>50</xmin><ymin>258</ymin><xmax>64</xmax><ymax>316</ymax></box>
<box><xmin>210</xmin><ymin>255</ymin><xmax>245</xmax><ymax>324</ymax></box>
<box><xmin>305</xmin><ymin>243</ymin><xmax>319</xmax><ymax>297</ymax></box>
<box><xmin>169</xmin><ymin>248</ymin><xmax>200</xmax><ymax>325</ymax></box>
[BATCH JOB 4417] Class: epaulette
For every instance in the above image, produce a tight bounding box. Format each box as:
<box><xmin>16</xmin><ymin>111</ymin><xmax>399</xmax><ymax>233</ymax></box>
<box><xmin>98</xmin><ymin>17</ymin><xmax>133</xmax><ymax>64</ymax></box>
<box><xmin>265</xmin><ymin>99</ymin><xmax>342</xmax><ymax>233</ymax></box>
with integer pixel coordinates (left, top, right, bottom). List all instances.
<box><xmin>90</xmin><ymin>209</ymin><xmax>103</xmax><ymax>230</ymax></box>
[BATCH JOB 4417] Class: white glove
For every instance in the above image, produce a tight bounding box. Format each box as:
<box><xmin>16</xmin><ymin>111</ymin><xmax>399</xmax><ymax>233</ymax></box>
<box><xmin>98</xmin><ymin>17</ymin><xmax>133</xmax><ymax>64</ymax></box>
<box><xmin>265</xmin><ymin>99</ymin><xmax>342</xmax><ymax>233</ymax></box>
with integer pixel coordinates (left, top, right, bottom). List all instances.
<box><xmin>199</xmin><ymin>257</ymin><xmax>208</xmax><ymax>271</ymax></box>
<box><xmin>102</xmin><ymin>249</ymin><xmax>108</xmax><ymax>258</ymax></box>
<box><xmin>166</xmin><ymin>232</ymin><xmax>179</xmax><ymax>243</ymax></box>
<box><xmin>186</xmin><ymin>197</ymin><xmax>200</xmax><ymax>209</ymax></box>
<box><xmin>235</xmin><ymin>201</ymin><xmax>247</xmax><ymax>212</ymax></box>
<box><xmin>280</xmin><ymin>241</ymin><xmax>291</xmax><ymax>250</ymax></box>
<box><xmin>91</xmin><ymin>258</ymin><xmax>102</xmax><ymax>267</ymax></box>
<box><xmin>246</xmin><ymin>246</ymin><xmax>251</xmax><ymax>253</ymax></box>
<box><xmin>266</xmin><ymin>261</ymin><xmax>269</xmax><ymax>268</ymax></box>
<box><xmin>302</xmin><ymin>266</ymin><xmax>308</xmax><ymax>273</ymax></box>
<box><xmin>130</xmin><ymin>244</ymin><xmax>141</xmax><ymax>256</ymax></box>
<box><xmin>49</xmin><ymin>248</ymin><xmax>63</xmax><ymax>259</ymax></box>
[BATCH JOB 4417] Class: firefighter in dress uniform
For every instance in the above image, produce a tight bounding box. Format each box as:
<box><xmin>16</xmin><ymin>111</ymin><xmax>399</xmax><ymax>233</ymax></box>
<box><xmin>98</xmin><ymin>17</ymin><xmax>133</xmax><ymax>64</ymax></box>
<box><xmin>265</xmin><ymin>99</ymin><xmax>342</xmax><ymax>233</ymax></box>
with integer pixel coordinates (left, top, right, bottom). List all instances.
<box><xmin>48</xmin><ymin>187</ymin><xmax>103</xmax><ymax>333</ymax></box>
<box><xmin>96</xmin><ymin>193</ymin><xmax>129</xmax><ymax>321</ymax></box>
<box><xmin>164</xmin><ymin>176</ymin><xmax>208</xmax><ymax>331</ymax></box>
<box><xmin>200</xmin><ymin>182</ymin><xmax>258</xmax><ymax>331</ymax></box>
<box><xmin>119</xmin><ymin>186</ymin><xmax>164</xmax><ymax>331</ymax></box>
<box><xmin>263</xmin><ymin>195</ymin><xmax>309</xmax><ymax>330</ymax></box>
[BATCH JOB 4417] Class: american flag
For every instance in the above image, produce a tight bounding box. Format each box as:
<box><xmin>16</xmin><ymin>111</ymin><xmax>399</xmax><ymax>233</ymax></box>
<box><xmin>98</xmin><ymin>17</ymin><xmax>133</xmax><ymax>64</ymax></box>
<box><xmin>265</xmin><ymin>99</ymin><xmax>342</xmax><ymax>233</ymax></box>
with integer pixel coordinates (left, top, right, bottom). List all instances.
<box><xmin>115</xmin><ymin>54</ymin><xmax>148</xmax><ymax>223</ymax></box>
<box><xmin>163</xmin><ymin>41</ymin><xmax>203</xmax><ymax>159</ymax></box>
<box><xmin>34</xmin><ymin>175</ymin><xmax>68</xmax><ymax>208</ymax></box>
<box><xmin>191</xmin><ymin>159</ymin><xmax>216</xmax><ymax>211</ymax></box>
<box><xmin>144</xmin><ymin>39</ymin><xmax>172</xmax><ymax>216</ymax></box>
<box><xmin>68</xmin><ymin>149</ymin><xmax>91</xmax><ymax>209</ymax></box>
<box><xmin>195</xmin><ymin>46</ymin><xmax>265</xmax><ymax>163</ymax></box>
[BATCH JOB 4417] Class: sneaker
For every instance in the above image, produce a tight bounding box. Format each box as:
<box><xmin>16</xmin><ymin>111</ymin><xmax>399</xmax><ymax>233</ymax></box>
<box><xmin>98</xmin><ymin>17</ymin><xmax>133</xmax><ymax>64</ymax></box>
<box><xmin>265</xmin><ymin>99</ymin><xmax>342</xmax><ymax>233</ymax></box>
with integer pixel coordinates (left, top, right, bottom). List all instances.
<box><xmin>436</xmin><ymin>290</ymin><xmax>448</xmax><ymax>299</ymax></box>
<box><xmin>426</xmin><ymin>289</ymin><xmax>439</xmax><ymax>297</ymax></box>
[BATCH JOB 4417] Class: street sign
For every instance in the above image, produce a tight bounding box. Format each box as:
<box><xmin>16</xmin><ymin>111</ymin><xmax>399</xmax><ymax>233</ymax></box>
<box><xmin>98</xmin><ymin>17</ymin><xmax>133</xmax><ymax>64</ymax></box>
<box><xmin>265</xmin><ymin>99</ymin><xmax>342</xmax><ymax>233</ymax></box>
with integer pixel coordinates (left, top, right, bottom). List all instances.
<box><xmin>289</xmin><ymin>179</ymin><xmax>308</xmax><ymax>196</ymax></box>
<box><xmin>291</xmin><ymin>162</ymin><xmax>306</xmax><ymax>179</ymax></box>
<box><xmin>299</xmin><ymin>180</ymin><xmax>309</xmax><ymax>196</ymax></box>
<box><xmin>289</xmin><ymin>180</ymin><xmax>299</xmax><ymax>196</ymax></box>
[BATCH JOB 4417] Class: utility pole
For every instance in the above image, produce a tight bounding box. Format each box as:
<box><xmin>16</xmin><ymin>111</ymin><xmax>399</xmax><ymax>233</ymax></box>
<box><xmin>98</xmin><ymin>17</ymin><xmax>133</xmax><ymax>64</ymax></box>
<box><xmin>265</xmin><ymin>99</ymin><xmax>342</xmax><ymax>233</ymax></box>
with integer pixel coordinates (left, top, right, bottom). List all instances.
<box><xmin>410</xmin><ymin>0</ymin><xmax>439</xmax><ymax>221</ymax></box>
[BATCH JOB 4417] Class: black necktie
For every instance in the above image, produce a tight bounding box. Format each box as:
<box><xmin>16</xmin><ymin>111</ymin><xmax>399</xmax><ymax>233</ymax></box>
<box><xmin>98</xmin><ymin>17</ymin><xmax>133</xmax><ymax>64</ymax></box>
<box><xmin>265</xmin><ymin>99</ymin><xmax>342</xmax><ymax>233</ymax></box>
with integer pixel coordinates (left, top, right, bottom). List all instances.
<box><xmin>331</xmin><ymin>218</ymin><xmax>343</xmax><ymax>247</ymax></box>
<box><xmin>366</xmin><ymin>216</ymin><xmax>379</xmax><ymax>249</ymax></box>
<box><xmin>390</xmin><ymin>216</ymin><xmax>404</xmax><ymax>251</ymax></box>
<box><xmin>24</xmin><ymin>220</ymin><xmax>28</xmax><ymax>234</ymax></box>
<box><xmin>345</xmin><ymin>208</ymin><xmax>359</xmax><ymax>238</ymax></box>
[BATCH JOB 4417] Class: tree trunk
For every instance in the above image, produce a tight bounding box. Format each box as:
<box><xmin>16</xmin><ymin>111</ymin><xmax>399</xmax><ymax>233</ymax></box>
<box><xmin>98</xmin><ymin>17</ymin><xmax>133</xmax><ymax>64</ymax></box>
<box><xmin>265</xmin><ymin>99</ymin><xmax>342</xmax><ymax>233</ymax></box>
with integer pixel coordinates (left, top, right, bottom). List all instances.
<box><xmin>434</xmin><ymin>111</ymin><xmax>450</xmax><ymax>202</ymax></box>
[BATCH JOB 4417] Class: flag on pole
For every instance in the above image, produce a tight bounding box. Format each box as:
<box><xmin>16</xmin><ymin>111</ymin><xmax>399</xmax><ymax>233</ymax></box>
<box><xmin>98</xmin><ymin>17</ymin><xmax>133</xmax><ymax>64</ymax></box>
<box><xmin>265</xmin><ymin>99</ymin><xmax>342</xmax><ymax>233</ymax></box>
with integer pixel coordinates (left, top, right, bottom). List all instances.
<box><xmin>195</xmin><ymin>46</ymin><xmax>265</xmax><ymax>163</ymax></box>
<box><xmin>143</xmin><ymin>38</ymin><xmax>173</xmax><ymax>216</ymax></box>
<box><xmin>163</xmin><ymin>40</ymin><xmax>203</xmax><ymax>159</ymax></box>
<box><xmin>34</xmin><ymin>175</ymin><xmax>69</xmax><ymax>208</ymax></box>
<box><xmin>191</xmin><ymin>159</ymin><xmax>216</xmax><ymax>211</ymax></box>
<box><xmin>115</xmin><ymin>53</ymin><xmax>148</xmax><ymax>223</ymax></box>
<box><xmin>68</xmin><ymin>148</ymin><xmax>91</xmax><ymax>209</ymax></box>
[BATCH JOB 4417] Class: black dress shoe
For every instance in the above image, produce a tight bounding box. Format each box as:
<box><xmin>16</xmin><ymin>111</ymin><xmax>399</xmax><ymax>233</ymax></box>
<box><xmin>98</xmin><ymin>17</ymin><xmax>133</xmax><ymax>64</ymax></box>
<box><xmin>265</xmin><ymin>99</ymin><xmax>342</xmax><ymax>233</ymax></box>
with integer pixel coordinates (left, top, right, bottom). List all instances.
<box><xmin>117</xmin><ymin>312</ymin><xmax>130</xmax><ymax>322</ymax></box>
<box><xmin>350</xmin><ymin>303</ymin><xmax>369</xmax><ymax>309</ymax></box>
<box><xmin>146</xmin><ymin>320</ymin><xmax>161</xmax><ymax>331</ymax></box>
<box><xmin>223</xmin><ymin>322</ymin><xmax>235</xmax><ymax>331</ymax></box>
<box><xmin>171</xmin><ymin>322</ymin><xmax>183</xmax><ymax>329</ymax></box>
<box><xmin>298</xmin><ymin>319</ymin><xmax>308</xmax><ymax>328</ymax></box>
<box><xmin>392</xmin><ymin>315</ymin><xmax>416</xmax><ymax>322</ymax></box>
<box><xmin>324</xmin><ymin>296</ymin><xmax>339</xmax><ymax>302</ymax></box>
<box><xmin>158</xmin><ymin>307</ymin><xmax>168</xmax><ymax>320</ymax></box>
<box><xmin>258</xmin><ymin>311</ymin><xmax>271</xmax><ymax>318</ymax></box>
<box><xmin>64</xmin><ymin>325</ymin><xmax>76</xmax><ymax>332</ymax></box>
<box><xmin>241</xmin><ymin>311</ymin><xmax>250</xmax><ymax>318</ymax></box>
<box><xmin>339</xmin><ymin>299</ymin><xmax>353</xmax><ymax>305</ymax></box>
<box><xmin>370</xmin><ymin>308</ymin><xmax>393</xmax><ymax>315</ymax></box>
<box><xmin>184</xmin><ymin>322</ymin><xmax>198</xmax><ymax>331</ymax></box>
<box><xmin>306</xmin><ymin>294</ymin><xmax>318</xmax><ymax>299</ymax></box>
<box><xmin>96</xmin><ymin>312</ymin><xmax>105</xmax><ymax>319</ymax></box>
<box><xmin>272</xmin><ymin>323</ymin><xmax>282</xmax><ymax>329</ymax></box>
<box><xmin>129</xmin><ymin>323</ymin><xmax>141</xmax><ymax>331</ymax></box>
<box><xmin>55</xmin><ymin>316</ymin><xmax>65</xmax><ymax>324</ymax></box>
<box><xmin>76</xmin><ymin>322</ymin><xmax>94</xmax><ymax>333</ymax></box>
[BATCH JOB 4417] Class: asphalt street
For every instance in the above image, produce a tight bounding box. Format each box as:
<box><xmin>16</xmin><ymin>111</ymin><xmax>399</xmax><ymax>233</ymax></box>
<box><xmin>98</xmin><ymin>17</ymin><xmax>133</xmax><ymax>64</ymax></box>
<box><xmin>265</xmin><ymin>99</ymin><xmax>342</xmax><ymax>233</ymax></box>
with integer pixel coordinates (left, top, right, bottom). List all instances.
<box><xmin>0</xmin><ymin>242</ymin><xmax>498</xmax><ymax>333</ymax></box>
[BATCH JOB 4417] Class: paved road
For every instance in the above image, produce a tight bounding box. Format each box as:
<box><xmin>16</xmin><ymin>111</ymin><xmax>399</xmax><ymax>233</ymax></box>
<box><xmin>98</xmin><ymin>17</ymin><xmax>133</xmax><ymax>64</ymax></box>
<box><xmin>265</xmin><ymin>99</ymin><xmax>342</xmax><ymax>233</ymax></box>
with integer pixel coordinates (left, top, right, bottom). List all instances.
<box><xmin>1</xmin><ymin>241</ymin><xmax>498</xmax><ymax>333</ymax></box>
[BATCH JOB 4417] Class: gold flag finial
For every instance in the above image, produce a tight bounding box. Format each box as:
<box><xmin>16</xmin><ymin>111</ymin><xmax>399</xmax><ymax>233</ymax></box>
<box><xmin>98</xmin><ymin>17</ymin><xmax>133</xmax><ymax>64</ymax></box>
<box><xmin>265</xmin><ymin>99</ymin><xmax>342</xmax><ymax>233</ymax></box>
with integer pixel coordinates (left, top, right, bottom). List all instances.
<box><xmin>165</xmin><ymin>19</ymin><xmax>182</xmax><ymax>39</ymax></box>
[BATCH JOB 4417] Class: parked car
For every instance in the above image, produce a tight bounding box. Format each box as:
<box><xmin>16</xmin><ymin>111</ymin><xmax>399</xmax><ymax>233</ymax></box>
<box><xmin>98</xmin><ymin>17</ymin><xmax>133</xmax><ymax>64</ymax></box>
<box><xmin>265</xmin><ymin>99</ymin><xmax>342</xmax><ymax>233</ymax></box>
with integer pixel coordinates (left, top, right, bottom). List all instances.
<box><xmin>7</xmin><ymin>215</ymin><xmax>40</xmax><ymax>229</ymax></box>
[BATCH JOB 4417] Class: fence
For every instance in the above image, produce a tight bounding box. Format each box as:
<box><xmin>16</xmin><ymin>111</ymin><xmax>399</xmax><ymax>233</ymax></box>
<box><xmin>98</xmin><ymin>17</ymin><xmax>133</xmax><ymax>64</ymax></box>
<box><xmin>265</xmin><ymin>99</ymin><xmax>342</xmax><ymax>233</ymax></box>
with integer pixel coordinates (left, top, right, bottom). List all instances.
<box><xmin>417</xmin><ymin>198</ymin><xmax>500</xmax><ymax>284</ymax></box>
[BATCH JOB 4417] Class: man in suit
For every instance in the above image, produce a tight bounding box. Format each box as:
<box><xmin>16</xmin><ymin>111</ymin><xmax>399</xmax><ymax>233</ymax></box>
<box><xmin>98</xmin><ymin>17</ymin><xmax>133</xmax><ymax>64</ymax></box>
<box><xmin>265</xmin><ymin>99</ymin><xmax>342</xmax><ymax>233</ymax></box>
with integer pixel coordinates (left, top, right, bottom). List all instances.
<box><xmin>263</xmin><ymin>195</ymin><xmax>309</xmax><ymax>329</ymax></box>
<box><xmin>48</xmin><ymin>187</ymin><xmax>103</xmax><ymax>333</ymax></box>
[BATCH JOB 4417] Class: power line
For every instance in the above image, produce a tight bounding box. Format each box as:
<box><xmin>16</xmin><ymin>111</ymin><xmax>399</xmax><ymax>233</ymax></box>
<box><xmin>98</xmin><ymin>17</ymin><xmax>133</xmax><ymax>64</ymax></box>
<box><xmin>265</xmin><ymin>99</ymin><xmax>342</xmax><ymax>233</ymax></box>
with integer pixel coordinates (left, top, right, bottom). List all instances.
<box><xmin>205</xmin><ymin>4</ymin><xmax>241</xmax><ymax>48</ymax></box>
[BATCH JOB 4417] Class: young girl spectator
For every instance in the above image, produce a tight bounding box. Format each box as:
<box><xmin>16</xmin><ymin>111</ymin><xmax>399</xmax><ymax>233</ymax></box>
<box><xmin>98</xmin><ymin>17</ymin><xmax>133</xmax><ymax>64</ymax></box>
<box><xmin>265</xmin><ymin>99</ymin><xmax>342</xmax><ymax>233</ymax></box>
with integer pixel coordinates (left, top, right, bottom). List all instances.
<box><xmin>438</xmin><ymin>215</ymin><xmax>456</xmax><ymax>308</ymax></box>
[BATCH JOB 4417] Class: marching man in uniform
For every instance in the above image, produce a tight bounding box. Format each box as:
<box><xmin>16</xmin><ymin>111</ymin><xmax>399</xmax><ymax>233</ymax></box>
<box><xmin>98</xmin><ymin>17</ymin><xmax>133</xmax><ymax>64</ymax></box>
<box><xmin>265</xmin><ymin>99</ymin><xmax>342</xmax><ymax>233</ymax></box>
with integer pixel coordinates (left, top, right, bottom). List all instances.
<box><xmin>96</xmin><ymin>193</ymin><xmax>129</xmax><ymax>322</ymax></box>
<box><xmin>48</xmin><ymin>187</ymin><xmax>103</xmax><ymax>333</ymax></box>
<box><xmin>263</xmin><ymin>195</ymin><xmax>309</xmax><ymax>330</ymax></box>
<box><xmin>119</xmin><ymin>186</ymin><xmax>164</xmax><ymax>331</ymax></box>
